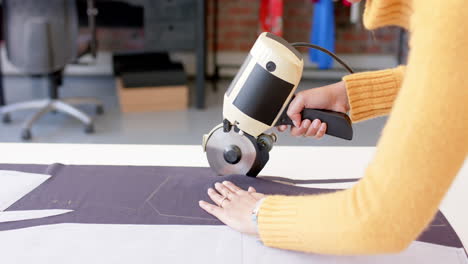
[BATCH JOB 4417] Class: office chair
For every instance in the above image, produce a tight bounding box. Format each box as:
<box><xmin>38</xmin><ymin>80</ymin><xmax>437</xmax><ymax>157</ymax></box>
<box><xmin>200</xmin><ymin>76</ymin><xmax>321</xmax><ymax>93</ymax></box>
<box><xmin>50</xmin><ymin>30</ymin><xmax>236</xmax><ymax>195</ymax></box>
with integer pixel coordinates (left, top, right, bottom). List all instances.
<box><xmin>0</xmin><ymin>0</ymin><xmax>103</xmax><ymax>140</ymax></box>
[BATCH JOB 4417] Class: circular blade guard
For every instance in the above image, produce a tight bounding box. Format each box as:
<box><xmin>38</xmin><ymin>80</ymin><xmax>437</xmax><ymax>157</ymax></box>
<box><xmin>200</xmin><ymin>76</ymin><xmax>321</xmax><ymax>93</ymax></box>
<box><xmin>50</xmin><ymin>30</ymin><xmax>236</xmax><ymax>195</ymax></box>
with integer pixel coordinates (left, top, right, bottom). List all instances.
<box><xmin>205</xmin><ymin>126</ymin><xmax>267</xmax><ymax>176</ymax></box>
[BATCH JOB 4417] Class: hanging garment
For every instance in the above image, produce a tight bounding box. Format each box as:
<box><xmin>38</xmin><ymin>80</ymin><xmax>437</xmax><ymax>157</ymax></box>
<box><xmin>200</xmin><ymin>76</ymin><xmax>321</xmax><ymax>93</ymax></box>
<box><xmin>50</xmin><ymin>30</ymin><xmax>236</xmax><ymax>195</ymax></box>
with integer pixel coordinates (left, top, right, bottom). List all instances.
<box><xmin>310</xmin><ymin>0</ymin><xmax>336</xmax><ymax>69</ymax></box>
<box><xmin>259</xmin><ymin>0</ymin><xmax>283</xmax><ymax>36</ymax></box>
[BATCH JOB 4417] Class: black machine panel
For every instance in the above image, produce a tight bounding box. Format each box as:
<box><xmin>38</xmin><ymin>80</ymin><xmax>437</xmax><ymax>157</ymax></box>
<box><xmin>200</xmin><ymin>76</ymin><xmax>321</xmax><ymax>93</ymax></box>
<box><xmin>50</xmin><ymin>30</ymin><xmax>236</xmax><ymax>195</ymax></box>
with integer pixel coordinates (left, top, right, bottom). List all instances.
<box><xmin>226</xmin><ymin>54</ymin><xmax>252</xmax><ymax>97</ymax></box>
<box><xmin>233</xmin><ymin>63</ymin><xmax>294</xmax><ymax>126</ymax></box>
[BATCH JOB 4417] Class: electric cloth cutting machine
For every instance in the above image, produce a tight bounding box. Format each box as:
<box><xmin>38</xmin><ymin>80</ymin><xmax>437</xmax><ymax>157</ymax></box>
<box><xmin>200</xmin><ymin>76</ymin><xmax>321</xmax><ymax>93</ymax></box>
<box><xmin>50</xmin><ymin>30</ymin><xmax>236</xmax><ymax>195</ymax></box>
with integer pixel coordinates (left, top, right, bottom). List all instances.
<box><xmin>203</xmin><ymin>32</ymin><xmax>354</xmax><ymax>177</ymax></box>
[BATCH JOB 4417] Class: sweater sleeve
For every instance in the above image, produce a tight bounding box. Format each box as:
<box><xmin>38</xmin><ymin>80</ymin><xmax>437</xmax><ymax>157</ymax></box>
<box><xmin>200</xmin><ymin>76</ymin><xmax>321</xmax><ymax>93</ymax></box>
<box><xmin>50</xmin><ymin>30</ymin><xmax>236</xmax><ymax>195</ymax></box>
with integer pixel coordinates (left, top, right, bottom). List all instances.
<box><xmin>257</xmin><ymin>0</ymin><xmax>468</xmax><ymax>255</ymax></box>
<box><xmin>343</xmin><ymin>66</ymin><xmax>406</xmax><ymax>122</ymax></box>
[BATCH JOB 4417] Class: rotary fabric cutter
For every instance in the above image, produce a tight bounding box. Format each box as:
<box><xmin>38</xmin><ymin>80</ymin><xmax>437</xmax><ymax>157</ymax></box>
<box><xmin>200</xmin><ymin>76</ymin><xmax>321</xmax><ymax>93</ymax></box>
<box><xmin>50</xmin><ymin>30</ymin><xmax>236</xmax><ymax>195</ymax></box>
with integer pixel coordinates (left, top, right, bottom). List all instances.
<box><xmin>203</xmin><ymin>32</ymin><xmax>354</xmax><ymax>177</ymax></box>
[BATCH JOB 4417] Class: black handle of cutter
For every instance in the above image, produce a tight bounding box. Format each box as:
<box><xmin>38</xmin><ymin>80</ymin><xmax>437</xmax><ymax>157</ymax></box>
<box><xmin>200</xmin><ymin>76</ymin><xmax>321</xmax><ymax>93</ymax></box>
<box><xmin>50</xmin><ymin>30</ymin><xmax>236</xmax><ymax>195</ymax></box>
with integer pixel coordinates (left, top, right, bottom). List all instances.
<box><xmin>275</xmin><ymin>98</ymin><xmax>353</xmax><ymax>140</ymax></box>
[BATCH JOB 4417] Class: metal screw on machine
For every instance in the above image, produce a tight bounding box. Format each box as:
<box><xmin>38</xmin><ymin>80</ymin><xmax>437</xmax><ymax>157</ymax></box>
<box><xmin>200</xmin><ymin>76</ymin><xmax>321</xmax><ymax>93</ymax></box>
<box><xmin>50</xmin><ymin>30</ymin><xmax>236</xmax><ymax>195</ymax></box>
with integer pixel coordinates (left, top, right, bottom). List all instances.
<box><xmin>223</xmin><ymin>145</ymin><xmax>242</xmax><ymax>164</ymax></box>
<box><xmin>266</xmin><ymin>61</ymin><xmax>276</xmax><ymax>72</ymax></box>
<box><xmin>257</xmin><ymin>133</ymin><xmax>277</xmax><ymax>152</ymax></box>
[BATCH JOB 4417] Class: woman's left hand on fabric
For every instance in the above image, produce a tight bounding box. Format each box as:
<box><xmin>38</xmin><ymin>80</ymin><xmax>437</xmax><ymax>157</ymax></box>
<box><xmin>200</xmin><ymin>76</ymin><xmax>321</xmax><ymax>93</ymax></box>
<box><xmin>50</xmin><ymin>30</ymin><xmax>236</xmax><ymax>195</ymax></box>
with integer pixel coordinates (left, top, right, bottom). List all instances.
<box><xmin>199</xmin><ymin>181</ymin><xmax>266</xmax><ymax>236</ymax></box>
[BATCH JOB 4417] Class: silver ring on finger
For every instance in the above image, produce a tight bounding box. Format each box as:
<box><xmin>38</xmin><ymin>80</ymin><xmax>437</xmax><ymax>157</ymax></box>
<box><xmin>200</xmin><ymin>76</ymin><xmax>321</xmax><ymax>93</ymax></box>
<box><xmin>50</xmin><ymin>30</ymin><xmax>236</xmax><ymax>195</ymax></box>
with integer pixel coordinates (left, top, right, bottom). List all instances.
<box><xmin>220</xmin><ymin>196</ymin><xmax>228</xmax><ymax>208</ymax></box>
<box><xmin>224</xmin><ymin>190</ymin><xmax>232</xmax><ymax>199</ymax></box>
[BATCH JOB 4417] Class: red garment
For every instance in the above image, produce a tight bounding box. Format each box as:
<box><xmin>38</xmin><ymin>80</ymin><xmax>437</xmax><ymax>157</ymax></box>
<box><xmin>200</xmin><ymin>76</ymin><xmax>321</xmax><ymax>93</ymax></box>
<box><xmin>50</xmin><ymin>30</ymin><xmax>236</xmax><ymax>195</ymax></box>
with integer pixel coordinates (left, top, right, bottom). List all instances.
<box><xmin>259</xmin><ymin>0</ymin><xmax>283</xmax><ymax>36</ymax></box>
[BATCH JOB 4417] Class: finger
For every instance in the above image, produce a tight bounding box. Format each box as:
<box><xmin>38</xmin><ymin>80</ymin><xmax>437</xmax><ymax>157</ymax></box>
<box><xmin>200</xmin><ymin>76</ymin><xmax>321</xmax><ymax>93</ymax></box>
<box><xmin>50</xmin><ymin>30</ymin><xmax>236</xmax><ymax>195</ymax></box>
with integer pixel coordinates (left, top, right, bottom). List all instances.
<box><xmin>290</xmin><ymin>119</ymin><xmax>311</xmax><ymax>137</ymax></box>
<box><xmin>305</xmin><ymin>119</ymin><xmax>321</xmax><ymax>137</ymax></box>
<box><xmin>287</xmin><ymin>95</ymin><xmax>305</xmax><ymax>128</ymax></box>
<box><xmin>290</xmin><ymin>127</ymin><xmax>304</xmax><ymax>137</ymax></box>
<box><xmin>290</xmin><ymin>114</ymin><xmax>302</xmax><ymax>128</ymax></box>
<box><xmin>277</xmin><ymin>125</ymin><xmax>288</xmax><ymax>132</ymax></box>
<box><xmin>248</xmin><ymin>186</ymin><xmax>256</xmax><ymax>193</ymax></box>
<box><xmin>222</xmin><ymin>181</ymin><xmax>244</xmax><ymax>194</ymax></box>
<box><xmin>207</xmin><ymin>188</ymin><xmax>227</xmax><ymax>207</ymax></box>
<box><xmin>215</xmin><ymin>182</ymin><xmax>235</xmax><ymax>200</ymax></box>
<box><xmin>315</xmin><ymin>123</ymin><xmax>327</xmax><ymax>139</ymax></box>
<box><xmin>199</xmin><ymin>200</ymin><xmax>226</xmax><ymax>221</ymax></box>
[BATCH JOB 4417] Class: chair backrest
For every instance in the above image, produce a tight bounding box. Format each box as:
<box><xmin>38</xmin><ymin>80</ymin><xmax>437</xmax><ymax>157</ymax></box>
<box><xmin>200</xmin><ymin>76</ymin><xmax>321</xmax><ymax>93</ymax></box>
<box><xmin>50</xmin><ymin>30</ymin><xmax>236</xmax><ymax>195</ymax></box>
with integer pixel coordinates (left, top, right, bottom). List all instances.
<box><xmin>3</xmin><ymin>0</ymin><xmax>78</xmax><ymax>75</ymax></box>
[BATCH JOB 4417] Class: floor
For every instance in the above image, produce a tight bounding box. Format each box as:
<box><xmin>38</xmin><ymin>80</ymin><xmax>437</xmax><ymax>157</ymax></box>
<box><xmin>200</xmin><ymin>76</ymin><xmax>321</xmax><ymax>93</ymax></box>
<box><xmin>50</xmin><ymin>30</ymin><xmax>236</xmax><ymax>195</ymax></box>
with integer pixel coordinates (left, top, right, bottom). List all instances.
<box><xmin>0</xmin><ymin>75</ymin><xmax>388</xmax><ymax>146</ymax></box>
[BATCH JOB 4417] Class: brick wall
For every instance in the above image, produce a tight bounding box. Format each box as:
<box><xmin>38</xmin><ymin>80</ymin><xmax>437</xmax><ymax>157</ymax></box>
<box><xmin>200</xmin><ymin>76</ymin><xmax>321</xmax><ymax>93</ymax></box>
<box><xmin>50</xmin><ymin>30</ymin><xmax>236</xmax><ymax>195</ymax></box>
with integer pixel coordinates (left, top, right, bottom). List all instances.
<box><xmin>86</xmin><ymin>0</ymin><xmax>400</xmax><ymax>55</ymax></box>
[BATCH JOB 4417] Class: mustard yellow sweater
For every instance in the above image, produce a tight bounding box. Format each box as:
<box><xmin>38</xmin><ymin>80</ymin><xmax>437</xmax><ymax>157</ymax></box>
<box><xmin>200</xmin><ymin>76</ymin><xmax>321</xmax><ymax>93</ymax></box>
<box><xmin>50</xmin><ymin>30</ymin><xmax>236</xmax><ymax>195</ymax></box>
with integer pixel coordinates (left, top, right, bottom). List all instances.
<box><xmin>258</xmin><ymin>0</ymin><xmax>468</xmax><ymax>255</ymax></box>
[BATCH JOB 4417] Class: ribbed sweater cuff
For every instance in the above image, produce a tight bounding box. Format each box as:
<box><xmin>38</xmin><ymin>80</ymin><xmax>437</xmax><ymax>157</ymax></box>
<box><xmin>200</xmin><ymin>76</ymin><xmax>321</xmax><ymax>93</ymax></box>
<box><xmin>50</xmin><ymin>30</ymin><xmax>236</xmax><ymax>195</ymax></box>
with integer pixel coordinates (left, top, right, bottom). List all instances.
<box><xmin>257</xmin><ymin>196</ymin><xmax>302</xmax><ymax>249</ymax></box>
<box><xmin>343</xmin><ymin>66</ymin><xmax>404</xmax><ymax>122</ymax></box>
<box><xmin>363</xmin><ymin>0</ymin><xmax>412</xmax><ymax>30</ymax></box>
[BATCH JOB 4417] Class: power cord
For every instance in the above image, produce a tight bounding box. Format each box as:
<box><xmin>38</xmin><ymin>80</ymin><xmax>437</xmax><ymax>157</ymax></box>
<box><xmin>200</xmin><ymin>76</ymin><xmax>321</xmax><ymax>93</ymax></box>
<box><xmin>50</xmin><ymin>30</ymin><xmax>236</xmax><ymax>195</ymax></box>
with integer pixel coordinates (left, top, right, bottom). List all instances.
<box><xmin>291</xmin><ymin>42</ymin><xmax>354</xmax><ymax>74</ymax></box>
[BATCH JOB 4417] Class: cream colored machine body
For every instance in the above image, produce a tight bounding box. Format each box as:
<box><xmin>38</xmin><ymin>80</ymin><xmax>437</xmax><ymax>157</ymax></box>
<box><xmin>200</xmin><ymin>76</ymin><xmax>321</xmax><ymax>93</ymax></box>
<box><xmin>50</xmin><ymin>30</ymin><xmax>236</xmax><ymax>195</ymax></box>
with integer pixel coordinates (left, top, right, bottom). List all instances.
<box><xmin>222</xmin><ymin>33</ymin><xmax>304</xmax><ymax>137</ymax></box>
<box><xmin>203</xmin><ymin>33</ymin><xmax>353</xmax><ymax>177</ymax></box>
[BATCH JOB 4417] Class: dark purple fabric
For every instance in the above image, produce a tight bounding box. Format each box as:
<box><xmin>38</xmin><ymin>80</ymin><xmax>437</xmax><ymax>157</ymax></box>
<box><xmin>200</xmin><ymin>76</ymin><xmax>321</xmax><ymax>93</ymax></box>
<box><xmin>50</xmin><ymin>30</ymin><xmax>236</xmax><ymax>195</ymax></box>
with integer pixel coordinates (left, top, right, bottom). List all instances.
<box><xmin>0</xmin><ymin>163</ymin><xmax>464</xmax><ymax>250</ymax></box>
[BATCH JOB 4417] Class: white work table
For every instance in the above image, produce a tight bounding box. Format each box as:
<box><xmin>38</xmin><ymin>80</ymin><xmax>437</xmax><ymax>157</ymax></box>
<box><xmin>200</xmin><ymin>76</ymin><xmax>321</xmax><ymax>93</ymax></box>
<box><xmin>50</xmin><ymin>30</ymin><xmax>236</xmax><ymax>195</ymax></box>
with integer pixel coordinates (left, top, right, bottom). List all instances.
<box><xmin>0</xmin><ymin>143</ymin><xmax>467</xmax><ymax>263</ymax></box>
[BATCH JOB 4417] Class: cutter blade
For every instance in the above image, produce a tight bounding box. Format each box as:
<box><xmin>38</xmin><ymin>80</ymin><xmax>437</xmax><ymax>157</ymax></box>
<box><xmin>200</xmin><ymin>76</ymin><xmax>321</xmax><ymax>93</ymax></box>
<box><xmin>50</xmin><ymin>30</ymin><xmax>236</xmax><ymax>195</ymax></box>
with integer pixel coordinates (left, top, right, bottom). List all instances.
<box><xmin>204</xmin><ymin>125</ymin><xmax>259</xmax><ymax>176</ymax></box>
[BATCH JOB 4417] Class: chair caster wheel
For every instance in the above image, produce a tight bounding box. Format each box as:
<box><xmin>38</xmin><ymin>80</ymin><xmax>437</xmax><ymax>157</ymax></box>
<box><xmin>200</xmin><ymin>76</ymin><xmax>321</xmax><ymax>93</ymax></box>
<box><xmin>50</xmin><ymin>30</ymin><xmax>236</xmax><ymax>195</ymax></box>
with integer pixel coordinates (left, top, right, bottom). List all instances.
<box><xmin>21</xmin><ymin>129</ymin><xmax>32</xmax><ymax>140</ymax></box>
<box><xmin>85</xmin><ymin>124</ymin><xmax>94</xmax><ymax>134</ymax></box>
<box><xmin>2</xmin><ymin>114</ymin><xmax>11</xmax><ymax>124</ymax></box>
<box><xmin>96</xmin><ymin>105</ymin><xmax>104</xmax><ymax>115</ymax></box>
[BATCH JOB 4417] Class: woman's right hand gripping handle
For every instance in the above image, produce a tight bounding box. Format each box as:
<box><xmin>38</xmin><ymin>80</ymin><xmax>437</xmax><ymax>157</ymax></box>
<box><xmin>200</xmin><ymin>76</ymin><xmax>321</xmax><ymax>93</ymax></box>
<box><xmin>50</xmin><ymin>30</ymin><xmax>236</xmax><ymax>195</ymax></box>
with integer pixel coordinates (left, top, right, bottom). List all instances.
<box><xmin>276</xmin><ymin>81</ymin><xmax>352</xmax><ymax>139</ymax></box>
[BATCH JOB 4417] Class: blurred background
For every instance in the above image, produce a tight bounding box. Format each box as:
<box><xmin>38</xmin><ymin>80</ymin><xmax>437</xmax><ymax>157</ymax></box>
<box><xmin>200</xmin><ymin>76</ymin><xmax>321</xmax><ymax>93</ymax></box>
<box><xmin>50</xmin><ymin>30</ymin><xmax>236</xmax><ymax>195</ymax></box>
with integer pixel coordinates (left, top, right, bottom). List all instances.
<box><xmin>0</xmin><ymin>0</ymin><xmax>408</xmax><ymax>146</ymax></box>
